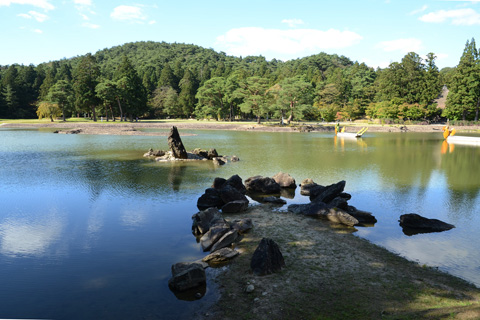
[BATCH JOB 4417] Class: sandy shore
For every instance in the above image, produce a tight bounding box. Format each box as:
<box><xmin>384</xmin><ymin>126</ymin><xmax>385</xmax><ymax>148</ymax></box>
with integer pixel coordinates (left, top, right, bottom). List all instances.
<box><xmin>4</xmin><ymin>120</ymin><xmax>479</xmax><ymax>135</ymax></box>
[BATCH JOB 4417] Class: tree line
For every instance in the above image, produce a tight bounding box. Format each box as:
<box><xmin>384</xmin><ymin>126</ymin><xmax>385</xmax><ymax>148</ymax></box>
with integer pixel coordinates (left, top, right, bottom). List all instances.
<box><xmin>0</xmin><ymin>39</ymin><xmax>478</xmax><ymax>123</ymax></box>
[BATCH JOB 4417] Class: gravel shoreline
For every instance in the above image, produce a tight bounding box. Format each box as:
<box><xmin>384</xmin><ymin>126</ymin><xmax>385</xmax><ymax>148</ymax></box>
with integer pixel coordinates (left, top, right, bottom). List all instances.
<box><xmin>3</xmin><ymin>120</ymin><xmax>475</xmax><ymax>135</ymax></box>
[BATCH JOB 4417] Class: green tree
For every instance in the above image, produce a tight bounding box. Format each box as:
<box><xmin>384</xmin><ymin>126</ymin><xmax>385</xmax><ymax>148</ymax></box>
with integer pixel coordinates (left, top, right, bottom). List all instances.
<box><xmin>195</xmin><ymin>77</ymin><xmax>228</xmax><ymax>120</ymax></box>
<box><xmin>178</xmin><ymin>69</ymin><xmax>198</xmax><ymax>117</ymax></box>
<box><xmin>445</xmin><ymin>38</ymin><xmax>480</xmax><ymax>121</ymax></box>
<box><xmin>273</xmin><ymin>76</ymin><xmax>313</xmax><ymax>124</ymax></box>
<box><xmin>114</xmin><ymin>56</ymin><xmax>148</xmax><ymax>121</ymax></box>
<box><xmin>151</xmin><ymin>86</ymin><xmax>180</xmax><ymax>117</ymax></box>
<box><xmin>96</xmin><ymin>79</ymin><xmax>121</xmax><ymax>121</ymax></box>
<box><xmin>73</xmin><ymin>53</ymin><xmax>101</xmax><ymax>121</ymax></box>
<box><xmin>36</xmin><ymin>101</ymin><xmax>61</xmax><ymax>121</ymax></box>
<box><xmin>47</xmin><ymin>80</ymin><xmax>73</xmax><ymax>121</ymax></box>
<box><xmin>234</xmin><ymin>76</ymin><xmax>270</xmax><ymax>123</ymax></box>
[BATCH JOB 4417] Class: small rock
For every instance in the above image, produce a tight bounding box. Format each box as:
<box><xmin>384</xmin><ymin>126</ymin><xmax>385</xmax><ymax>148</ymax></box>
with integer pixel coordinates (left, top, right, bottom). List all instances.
<box><xmin>246</xmin><ymin>284</ymin><xmax>255</xmax><ymax>293</ymax></box>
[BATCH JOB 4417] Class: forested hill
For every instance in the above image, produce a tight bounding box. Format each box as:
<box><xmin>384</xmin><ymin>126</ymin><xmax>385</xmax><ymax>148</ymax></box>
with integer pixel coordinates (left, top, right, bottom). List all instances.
<box><xmin>1</xmin><ymin>39</ymin><xmax>479</xmax><ymax>122</ymax></box>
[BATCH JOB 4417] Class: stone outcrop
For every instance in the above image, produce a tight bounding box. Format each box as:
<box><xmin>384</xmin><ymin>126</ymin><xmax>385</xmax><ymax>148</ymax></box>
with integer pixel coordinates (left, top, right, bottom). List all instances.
<box><xmin>245</xmin><ymin>175</ymin><xmax>281</xmax><ymax>194</ymax></box>
<box><xmin>250</xmin><ymin>238</ymin><xmax>285</xmax><ymax>276</ymax></box>
<box><xmin>168</xmin><ymin>262</ymin><xmax>206</xmax><ymax>292</ymax></box>
<box><xmin>167</xmin><ymin>126</ymin><xmax>188</xmax><ymax>159</ymax></box>
<box><xmin>288</xmin><ymin>179</ymin><xmax>376</xmax><ymax>227</ymax></box>
<box><xmin>202</xmin><ymin>247</ymin><xmax>239</xmax><ymax>264</ymax></box>
<box><xmin>197</xmin><ymin>175</ymin><xmax>249</xmax><ymax>213</ymax></box>
<box><xmin>272</xmin><ymin>172</ymin><xmax>297</xmax><ymax>189</ymax></box>
<box><xmin>399</xmin><ymin>213</ymin><xmax>455</xmax><ymax>235</ymax></box>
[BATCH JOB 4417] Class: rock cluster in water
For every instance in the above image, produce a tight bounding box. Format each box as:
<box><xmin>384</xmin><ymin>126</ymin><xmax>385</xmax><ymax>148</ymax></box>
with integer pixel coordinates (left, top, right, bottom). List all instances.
<box><xmin>168</xmin><ymin>172</ymin><xmax>455</xmax><ymax>300</ymax></box>
<box><xmin>144</xmin><ymin>126</ymin><xmax>239</xmax><ymax>164</ymax></box>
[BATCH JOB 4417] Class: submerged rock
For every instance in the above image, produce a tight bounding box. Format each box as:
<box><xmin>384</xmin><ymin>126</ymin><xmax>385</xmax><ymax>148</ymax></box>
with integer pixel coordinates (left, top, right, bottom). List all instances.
<box><xmin>168</xmin><ymin>262</ymin><xmax>206</xmax><ymax>292</ymax></box>
<box><xmin>399</xmin><ymin>213</ymin><xmax>455</xmax><ymax>235</ymax></box>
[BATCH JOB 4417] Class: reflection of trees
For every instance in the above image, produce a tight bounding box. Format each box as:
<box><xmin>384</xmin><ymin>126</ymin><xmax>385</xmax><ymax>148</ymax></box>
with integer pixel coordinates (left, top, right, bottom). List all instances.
<box><xmin>73</xmin><ymin>158</ymin><xmax>213</xmax><ymax>199</ymax></box>
<box><xmin>440</xmin><ymin>145</ymin><xmax>480</xmax><ymax>212</ymax></box>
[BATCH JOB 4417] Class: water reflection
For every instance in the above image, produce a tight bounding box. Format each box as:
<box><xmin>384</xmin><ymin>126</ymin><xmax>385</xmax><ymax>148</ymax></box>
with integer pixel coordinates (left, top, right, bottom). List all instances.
<box><xmin>0</xmin><ymin>211</ymin><xmax>65</xmax><ymax>257</ymax></box>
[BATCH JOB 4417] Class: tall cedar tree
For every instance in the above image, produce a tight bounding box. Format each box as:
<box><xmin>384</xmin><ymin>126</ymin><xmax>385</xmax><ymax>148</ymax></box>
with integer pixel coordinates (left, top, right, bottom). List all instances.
<box><xmin>114</xmin><ymin>56</ymin><xmax>148</xmax><ymax>121</ymax></box>
<box><xmin>73</xmin><ymin>53</ymin><xmax>100</xmax><ymax>121</ymax></box>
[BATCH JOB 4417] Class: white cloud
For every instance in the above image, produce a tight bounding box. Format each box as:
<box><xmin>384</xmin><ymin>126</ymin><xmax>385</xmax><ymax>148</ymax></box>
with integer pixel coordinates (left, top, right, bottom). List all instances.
<box><xmin>80</xmin><ymin>13</ymin><xmax>89</xmax><ymax>20</ymax></box>
<box><xmin>82</xmin><ymin>22</ymin><xmax>99</xmax><ymax>29</ymax></box>
<box><xmin>33</xmin><ymin>28</ymin><xmax>42</xmax><ymax>33</ymax></box>
<box><xmin>216</xmin><ymin>27</ymin><xmax>362</xmax><ymax>60</ymax></box>
<box><xmin>377</xmin><ymin>38</ymin><xmax>423</xmax><ymax>53</ymax></box>
<box><xmin>29</xmin><ymin>10</ymin><xmax>48</xmax><ymax>22</ymax></box>
<box><xmin>148</xmin><ymin>20</ymin><xmax>156</xmax><ymax>25</ymax></box>
<box><xmin>17</xmin><ymin>13</ymin><xmax>31</xmax><ymax>18</ymax></box>
<box><xmin>0</xmin><ymin>0</ymin><xmax>54</xmax><ymax>11</ymax></box>
<box><xmin>74</xmin><ymin>0</ymin><xmax>91</xmax><ymax>5</ymax></box>
<box><xmin>110</xmin><ymin>5</ymin><xmax>146</xmax><ymax>22</ymax></box>
<box><xmin>17</xmin><ymin>10</ymin><xmax>48</xmax><ymax>22</ymax></box>
<box><xmin>419</xmin><ymin>8</ymin><xmax>480</xmax><ymax>25</ymax></box>
<box><xmin>281</xmin><ymin>18</ymin><xmax>304</xmax><ymax>27</ymax></box>
<box><xmin>410</xmin><ymin>5</ymin><xmax>428</xmax><ymax>15</ymax></box>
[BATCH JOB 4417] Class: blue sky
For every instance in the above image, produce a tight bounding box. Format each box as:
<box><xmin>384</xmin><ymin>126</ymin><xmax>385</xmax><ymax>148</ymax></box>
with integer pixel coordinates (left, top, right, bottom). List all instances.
<box><xmin>1</xmin><ymin>0</ymin><xmax>480</xmax><ymax>69</ymax></box>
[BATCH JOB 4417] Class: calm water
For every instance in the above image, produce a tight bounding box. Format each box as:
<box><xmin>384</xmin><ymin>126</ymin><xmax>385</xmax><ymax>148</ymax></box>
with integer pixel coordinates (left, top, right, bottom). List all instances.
<box><xmin>1</xmin><ymin>127</ymin><xmax>480</xmax><ymax>319</ymax></box>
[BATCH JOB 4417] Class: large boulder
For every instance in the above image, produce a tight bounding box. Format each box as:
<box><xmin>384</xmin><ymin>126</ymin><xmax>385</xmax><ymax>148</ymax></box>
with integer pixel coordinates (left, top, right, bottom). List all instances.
<box><xmin>202</xmin><ymin>247</ymin><xmax>239</xmax><ymax>264</ymax></box>
<box><xmin>222</xmin><ymin>175</ymin><xmax>247</xmax><ymax>194</ymax></box>
<box><xmin>168</xmin><ymin>262</ymin><xmax>206</xmax><ymax>292</ymax></box>
<box><xmin>197</xmin><ymin>188</ymin><xmax>224</xmax><ymax>211</ymax></box>
<box><xmin>199</xmin><ymin>222</ymin><xmax>231</xmax><ymax>251</ymax></box>
<box><xmin>326</xmin><ymin>208</ymin><xmax>359</xmax><ymax>227</ymax></box>
<box><xmin>399</xmin><ymin>213</ymin><xmax>455</xmax><ymax>235</ymax></box>
<box><xmin>272</xmin><ymin>172</ymin><xmax>297</xmax><ymax>189</ymax></box>
<box><xmin>167</xmin><ymin>126</ymin><xmax>188</xmax><ymax>159</ymax></box>
<box><xmin>221</xmin><ymin>200</ymin><xmax>249</xmax><ymax>213</ymax></box>
<box><xmin>218</xmin><ymin>184</ymin><xmax>248</xmax><ymax>204</ymax></box>
<box><xmin>191</xmin><ymin>207</ymin><xmax>225</xmax><ymax>236</ymax></box>
<box><xmin>245</xmin><ymin>176</ymin><xmax>281</xmax><ymax>194</ymax></box>
<box><xmin>288</xmin><ymin>201</ymin><xmax>330</xmax><ymax>217</ymax></box>
<box><xmin>309</xmin><ymin>180</ymin><xmax>346</xmax><ymax>203</ymax></box>
<box><xmin>250</xmin><ymin>238</ymin><xmax>285</xmax><ymax>276</ymax></box>
<box><xmin>210</xmin><ymin>229</ymin><xmax>239</xmax><ymax>252</ymax></box>
<box><xmin>230</xmin><ymin>218</ymin><xmax>253</xmax><ymax>234</ymax></box>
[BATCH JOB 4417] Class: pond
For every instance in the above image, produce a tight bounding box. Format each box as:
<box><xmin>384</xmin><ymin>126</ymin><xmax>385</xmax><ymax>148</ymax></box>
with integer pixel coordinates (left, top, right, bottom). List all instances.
<box><xmin>0</xmin><ymin>127</ymin><xmax>479</xmax><ymax>319</ymax></box>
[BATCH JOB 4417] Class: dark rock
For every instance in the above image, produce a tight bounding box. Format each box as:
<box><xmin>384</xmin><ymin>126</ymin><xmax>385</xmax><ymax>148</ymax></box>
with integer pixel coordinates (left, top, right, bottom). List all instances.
<box><xmin>230</xmin><ymin>218</ymin><xmax>253</xmax><ymax>234</ymax></box>
<box><xmin>167</xmin><ymin>126</ymin><xmax>188</xmax><ymax>159</ymax></box>
<box><xmin>288</xmin><ymin>201</ymin><xmax>330</xmax><ymax>217</ymax></box>
<box><xmin>263</xmin><ymin>196</ymin><xmax>287</xmax><ymax>205</ymax></box>
<box><xmin>327</xmin><ymin>196</ymin><xmax>349</xmax><ymax>210</ymax></box>
<box><xmin>272</xmin><ymin>172</ymin><xmax>297</xmax><ymax>189</ymax></box>
<box><xmin>230</xmin><ymin>155</ymin><xmax>240</xmax><ymax>162</ymax></box>
<box><xmin>245</xmin><ymin>176</ymin><xmax>281</xmax><ymax>194</ymax></box>
<box><xmin>223</xmin><ymin>175</ymin><xmax>247</xmax><ymax>194</ymax></box>
<box><xmin>207</xmin><ymin>148</ymin><xmax>219</xmax><ymax>160</ymax></box>
<box><xmin>168</xmin><ymin>262</ymin><xmax>206</xmax><ymax>292</ymax></box>
<box><xmin>210</xmin><ymin>229</ymin><xmax>239</xmax><ymax>252</ymax></box>
<box><xmin>399</xmin><ymin>213</ymin><xmax>455</xmax><ymax>235</ymax></box>
<box><xmin>192</xmin><ymin>207</ymin><xmax>225</xmax><ymax>236</ymax></box>
<box><xmin>339</xmin><ymin>192</ymin><xmax>352</xmax><ymax>200</ymax></box>
<box><xmin>250</xmin><ymin>238</ymin><xmax>285</xmax><ymax>276</ymax></box>
<box><xmin>191</xmin><ymin>148</ymin><xmax>208</xmax><ymax>159</ymax></box>
<box><xmin>310</xmin><ymin>180</ymin><xmax>346</xmax><ymax>203</ymax></box>
<box><xmin>347</xmin><ymin>206</ymin><xmax>377</xmax><ymax>224</ymax></box>
<box><xmin>218</xmin><ymin>184</ymin><xmax>249</xmax><ymax>204</ymax></box>
<box><xmin>200</xmin><ymin>222</ymin><xmax>231</xmax><ymax>251</ymax></box>
<box><xmin>300</xmin><ymin>182</ymin><xmax>320</xmax><ymax>196</ymax></box>
<box><xmin>221</xmin><ymin>200</ymin><xmax>249</xmax><ymax>213</ymax></box>
<box><xmin>212</xmin><ymin>177</ymin><xmax>227</xmax><ymax>189</ymax></box>
<box><xmin>212</xmin><ymin>157</ymin><xmax>226</xmax><ymax>165</ymax></box>
<box><xmin>197</xmin><ymin>188</ymin><xmax>224</xmax><ymax>211</ymax></box>
<box><xmin>202</xmin><ymin>247</ymin><xmax>239</xmax><ymax>264</ymax></box>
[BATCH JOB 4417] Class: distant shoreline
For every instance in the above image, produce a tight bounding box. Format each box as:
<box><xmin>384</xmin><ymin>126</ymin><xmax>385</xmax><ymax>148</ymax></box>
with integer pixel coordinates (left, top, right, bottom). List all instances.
<box><xmin>3</xmin><ymin>120</ymin><xmax>479</xmax><ymax>135</ymax></box>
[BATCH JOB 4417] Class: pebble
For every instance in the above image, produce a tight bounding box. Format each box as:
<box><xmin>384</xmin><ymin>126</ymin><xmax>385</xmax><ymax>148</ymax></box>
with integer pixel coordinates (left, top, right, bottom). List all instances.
<box><xmin>246</xmin><ymin>284</ymin><xmax>255</xmax><ymax>293</ymax></box>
